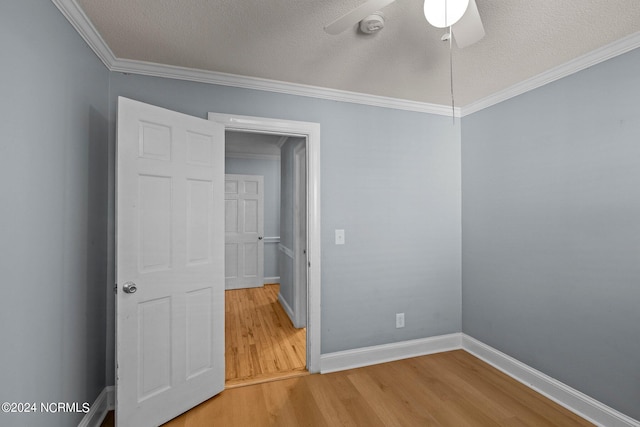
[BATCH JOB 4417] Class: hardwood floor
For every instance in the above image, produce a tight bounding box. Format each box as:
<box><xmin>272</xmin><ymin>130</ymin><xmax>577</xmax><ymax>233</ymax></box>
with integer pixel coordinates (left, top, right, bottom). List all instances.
<box><xmin>165</xmin><ymin>350</ymin><xmax>592</xmax><ymax>427</ymax></box>
<box><xmin>225</xmin><ymin>283</ymin><xmax>307</xmax><ymax>387</ymax></box>
<box><xmin>102</xmin><ymin>350</ymin><xmax>594</xmax><ymax>427</ymax></box>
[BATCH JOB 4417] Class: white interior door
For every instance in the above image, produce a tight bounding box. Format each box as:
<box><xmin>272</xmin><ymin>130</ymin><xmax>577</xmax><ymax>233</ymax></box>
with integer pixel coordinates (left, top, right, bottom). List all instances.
<box><xmin>224</xmin><ymin>174</ymin><xmax>264</xmax><ymax>290</ymax></box>
<box><xmin>116</xmin><ymin>97</ymin><xmax>225</xmax><ymax>427</ymax></box>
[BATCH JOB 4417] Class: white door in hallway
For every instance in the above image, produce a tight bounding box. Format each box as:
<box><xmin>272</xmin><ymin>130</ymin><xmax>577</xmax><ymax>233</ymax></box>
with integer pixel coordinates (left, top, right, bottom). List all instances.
<box><xmin>116</xmin><ymin>97</ymin><xmax>225</xmax><ymax>427</ymax></box>
<box><xmin>224</xmin><ymin>174</ymin><xmax>264</xmax><ymax>289</ymax></box>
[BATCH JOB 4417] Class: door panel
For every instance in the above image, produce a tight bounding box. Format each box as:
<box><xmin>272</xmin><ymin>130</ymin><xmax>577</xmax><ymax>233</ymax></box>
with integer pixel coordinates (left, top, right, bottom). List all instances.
<box><xmin>117</xmin><ymin>97</ymin><xmax>225</xmax><ymax>427</ymax></box>
<box><xmin>224</xmin><ymin>174</ymin><xmax>264</xmax><ymax>289</ymax></box>
<box><xmin>244</xmin><ymin>242</ymin><xmax>258</xmax><ymax>276</ymax></box>
<box><xmin>244</xmin><ymin>199</ymin><xmax>259</xmax><ymax>232</ymax></box>
<box><xmin>138</xmin><ymin>297</ymin><xmax>172</xmax><ymax>400</ymax></box>
<box><xmin>186</xmin><ymin>179</ymin><xmax>213</xmax><ymax>264</ymax></box>
<box><xmin>186</xmin><ymin>287</ymin><xmax>213</xmax><ymax>378</ymax></box>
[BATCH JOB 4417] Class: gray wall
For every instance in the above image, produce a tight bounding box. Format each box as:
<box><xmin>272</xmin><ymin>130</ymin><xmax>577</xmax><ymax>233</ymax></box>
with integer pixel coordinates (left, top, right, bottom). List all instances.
<box><xmin>0</xmin><ymin>2</ymin><xmax>110</xmax><ymax>426</ymax></box>
<box><xmin>225</xmin><ymin>153</ymin><xmax>281</xmax><ymax>279</ymax></box>
<box><xmin>105</xmin><ymin>71</ymin><xmax>462</xmax><ymax>380</ymax></box>
<box><xmin>6</xmin><ymin>2</ymin><xmax>639</xmax><ymax>423</ymax></box>
<box><xmin>278</xmin><ymin>137</ymin><xmax>306</xmax><ymax>314</ymax></box>
<box><xmin>462</xmin><ymin>48</ymin><xmax>640</xmax><ymax>419</ymax></box>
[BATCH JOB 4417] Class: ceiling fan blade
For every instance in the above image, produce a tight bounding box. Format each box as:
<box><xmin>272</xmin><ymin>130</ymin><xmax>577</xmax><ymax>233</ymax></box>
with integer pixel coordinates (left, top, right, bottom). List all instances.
<box><xmin>452</xmin><ymin>0</ymin><xmax>485</xmax><ymax>48</ymax></box>
<box><xmin>324</xmin><ymin>0</ymin><xmax>396</xmax><ymax>35</ymax></box>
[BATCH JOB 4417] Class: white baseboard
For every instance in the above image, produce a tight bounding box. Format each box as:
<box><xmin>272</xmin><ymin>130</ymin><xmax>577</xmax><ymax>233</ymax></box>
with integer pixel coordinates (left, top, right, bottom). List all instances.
<box><xmin>318</xmin><ymin>333</ymin><xmax>638</xmax><ymax>426</ymax></box>
<box><xmin>277</xmin><ymin>292</ymin><xmax>296</xmax><ymax>326</ymax></box>
<box><xmin>85</xmin><ymin>337</ymin><xmax>638</xmax><ymax>427</ymax></box>
<box><xmin>462</xmin><ymin>334</ymin><xmax>639</xmax><ymax>427</ymax></box>
<box><xmin>106</xmin><ymin>386</ymin><xmax>115</xmax><ymax>411</ymax></box>
<box><xmin>225</xmin><ymin>282</ymin><xmax>262</xmax><ymax>290</ymax></box>
<box><xmin>264</xmin><ymin>276</ymin><xmax>280</xmax><ymax>285</ymax></box>
<box><xmin>77</xmin><ymin>385</ymin><xmax>115</xmax><ymax>427</ymax></box>
<box><xmin>320</xmin><ymin>333</ymin><xmax>463</xmax><ymax>374</ymax></box>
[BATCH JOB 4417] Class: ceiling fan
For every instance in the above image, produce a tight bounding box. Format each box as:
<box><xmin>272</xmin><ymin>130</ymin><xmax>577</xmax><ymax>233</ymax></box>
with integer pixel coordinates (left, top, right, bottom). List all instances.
<box><xmin>324</xmin><ymin>0</ymin><xmax>485</xmax><ymax>48</ymax></box>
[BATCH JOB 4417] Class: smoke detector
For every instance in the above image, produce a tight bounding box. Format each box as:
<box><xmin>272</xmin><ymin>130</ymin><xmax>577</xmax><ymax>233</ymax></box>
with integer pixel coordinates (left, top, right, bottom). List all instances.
<box><xmin>359</xmin><ymin>13</ymin><xmax>385</xmax><ymax>34</ymax></box>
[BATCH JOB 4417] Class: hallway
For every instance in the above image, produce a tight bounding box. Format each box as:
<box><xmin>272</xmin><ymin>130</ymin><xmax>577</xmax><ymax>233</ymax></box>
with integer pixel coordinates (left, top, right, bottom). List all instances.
<box><xmin>225</xmin><ymin>284</ymin><xmax>307</xmax><ymax>387</ymax></box>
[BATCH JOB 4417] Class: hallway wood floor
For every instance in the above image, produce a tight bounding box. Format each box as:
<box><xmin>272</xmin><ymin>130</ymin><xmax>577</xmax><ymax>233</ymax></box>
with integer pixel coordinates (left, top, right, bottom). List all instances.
<box><xmin>102</xmin><ymin>350</ymin><xmax>593</xmax><ymax>426</ymax></box>
<box><xmin>225</xmin><ymin>283</ymin><xmax>307</xmax><ymax>387</ymax></box>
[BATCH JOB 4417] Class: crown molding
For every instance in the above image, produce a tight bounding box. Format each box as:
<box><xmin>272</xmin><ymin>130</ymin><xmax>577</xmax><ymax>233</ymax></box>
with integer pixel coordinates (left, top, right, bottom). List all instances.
<box><xmin>53</xmin><ymin>0</ymin><xmax>640</xmax><ymax>118</ymax></box>
<box><xmin>50</xmin><ymin>0</ymin><xmax>457</xmax><ymax>117</ymax></box>
<box><xmin>109</xmin><ymin>58</ymin><xmax>460</xmax><ymax>117</ymax></box>
<box><xmin>461</xmin><ymin>30</ymin><xmax>640</xmax><ymax>116</ymax></box>
<box><xmin>51</xmin><ymin>0</ymin><xmax>116</xmax><ymax>68</ymax></box>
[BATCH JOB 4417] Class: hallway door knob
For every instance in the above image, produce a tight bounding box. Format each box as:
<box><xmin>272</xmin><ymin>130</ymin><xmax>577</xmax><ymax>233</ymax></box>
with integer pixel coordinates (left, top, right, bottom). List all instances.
<box><xmin>123</xmin><ymin>282</ymin><xmax>138</xmax><ymax>294</ymax></box>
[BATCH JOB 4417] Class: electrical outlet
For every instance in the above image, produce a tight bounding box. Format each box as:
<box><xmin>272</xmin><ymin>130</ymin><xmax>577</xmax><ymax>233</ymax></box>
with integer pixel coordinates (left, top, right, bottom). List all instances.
<box><xmin>335</xmin><ymin>229</ymin><xmax>345</xmax><ymax>245</ymax></box>
<box><xmin>396</xmin><ymin>313</ymin><xmax>405</xmax><ymax>328</ymax></box>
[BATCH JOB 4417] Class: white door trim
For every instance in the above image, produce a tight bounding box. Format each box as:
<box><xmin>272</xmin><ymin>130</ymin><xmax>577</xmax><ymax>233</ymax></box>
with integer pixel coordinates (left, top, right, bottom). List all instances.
<box><xmin>208</xmin><ymin>113</ymin><xmax>321</xmax><ymax>374</ymax></box>
<box><xmin>292</xmin><ymin>143</ymin><xmax>307</xmax><ymax>329</ymax></box>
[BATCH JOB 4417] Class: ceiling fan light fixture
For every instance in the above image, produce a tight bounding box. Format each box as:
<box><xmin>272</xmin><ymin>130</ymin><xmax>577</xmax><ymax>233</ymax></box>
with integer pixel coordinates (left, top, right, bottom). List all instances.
<box><xmin>423</xmin><ymin>0</ymin><xmax>469</xmax><ymax>28</ymax></box>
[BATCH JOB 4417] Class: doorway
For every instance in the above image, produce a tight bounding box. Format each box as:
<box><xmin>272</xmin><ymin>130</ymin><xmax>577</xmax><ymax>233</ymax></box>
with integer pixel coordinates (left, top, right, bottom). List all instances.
<box><xmin>210</xmin><ymin>112</ymin><xmax>321</xmax><ymax>378</ymax></box>
<box><xmin>223</xmin><ymin>132</ymin><xmax>307</xmax><ymax>386</ymax></box>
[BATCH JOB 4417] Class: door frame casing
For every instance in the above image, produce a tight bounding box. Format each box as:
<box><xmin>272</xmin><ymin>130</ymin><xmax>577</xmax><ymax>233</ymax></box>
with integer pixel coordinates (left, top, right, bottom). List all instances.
<box><xmin>292</xmin><ymin>143</ymin><xmax>307</xmax><ymax>329</ymax></box>
<box><xmin>208</xmin><ymin>113</ymin><xmax>321</xmax><ymax>373</ymax></box>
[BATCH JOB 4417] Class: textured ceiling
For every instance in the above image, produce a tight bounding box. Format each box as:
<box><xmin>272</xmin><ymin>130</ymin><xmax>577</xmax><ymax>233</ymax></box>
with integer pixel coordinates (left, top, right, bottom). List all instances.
<box><xmin>75</xmin><ymin>0</ymin><xmax>640</xmax><ymax>106</ymax></box>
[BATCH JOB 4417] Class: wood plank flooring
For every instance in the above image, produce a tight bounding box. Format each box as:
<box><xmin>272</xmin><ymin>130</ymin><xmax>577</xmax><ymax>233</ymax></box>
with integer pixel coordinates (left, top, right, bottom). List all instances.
<box><xmin>225</xmin><ymin>284</ymin><xmax>307</xmax><ymax>387</ymax></box>
<box><xmin>163</xmin><ymin>350</ymin><xmax>592</xmax><ymax>426</ymax></box>
<box><xmin>101</xmin><ymin>350</ymin><xmax>594</xmax><ymax>427</ymax></box>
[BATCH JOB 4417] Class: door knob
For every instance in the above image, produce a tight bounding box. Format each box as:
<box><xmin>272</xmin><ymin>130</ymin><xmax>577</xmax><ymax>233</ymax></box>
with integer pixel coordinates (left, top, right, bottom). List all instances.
<box><xmin>123</xmin><ymin>282</ymin><xmax>138</xmax><ymax>294</ymax></box>
<box><xmin>258</xmin><ymin>236</ymin><xmax>263</xmax><ymax>240</ymax></box>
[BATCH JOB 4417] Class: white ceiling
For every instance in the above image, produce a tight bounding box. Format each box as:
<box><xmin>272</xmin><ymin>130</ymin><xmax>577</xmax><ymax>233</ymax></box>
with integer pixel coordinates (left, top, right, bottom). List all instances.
<box><xmin>73</xmin><ymin>0</ymin><xmax>640</xmax><ymax>107</ymax></box>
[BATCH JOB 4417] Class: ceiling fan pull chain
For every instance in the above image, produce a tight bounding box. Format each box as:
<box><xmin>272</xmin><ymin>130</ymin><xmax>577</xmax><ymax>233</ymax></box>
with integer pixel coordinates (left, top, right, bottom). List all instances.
<box><xmin>443</xmin><ymin>0</ymin><xmax>455</xmax><ymax>123</ymax></box>
<box><xmin>450</xmin><ymin>24</ymin><xmax>455</xmax><ymax>123</ymax></box>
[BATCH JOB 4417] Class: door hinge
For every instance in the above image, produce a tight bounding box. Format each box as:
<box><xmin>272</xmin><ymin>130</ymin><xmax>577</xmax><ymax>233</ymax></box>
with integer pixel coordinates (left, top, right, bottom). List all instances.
<box><xmin>114</xmin><ymin>284</ymin><xmax>118</xmax><ymax>294</ymax></box>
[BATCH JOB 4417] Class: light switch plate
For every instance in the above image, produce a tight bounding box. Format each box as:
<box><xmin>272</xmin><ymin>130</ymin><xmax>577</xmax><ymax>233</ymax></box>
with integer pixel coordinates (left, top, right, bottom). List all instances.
<box><xmin>396</xmin><ymin>313</ymin><xmax>405</xmax><ymax>328</ymax></box>
<box><xmin>335</xmin><ymin>229</ymin><xmax>345</xmax><ymax>245</ymax></box>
